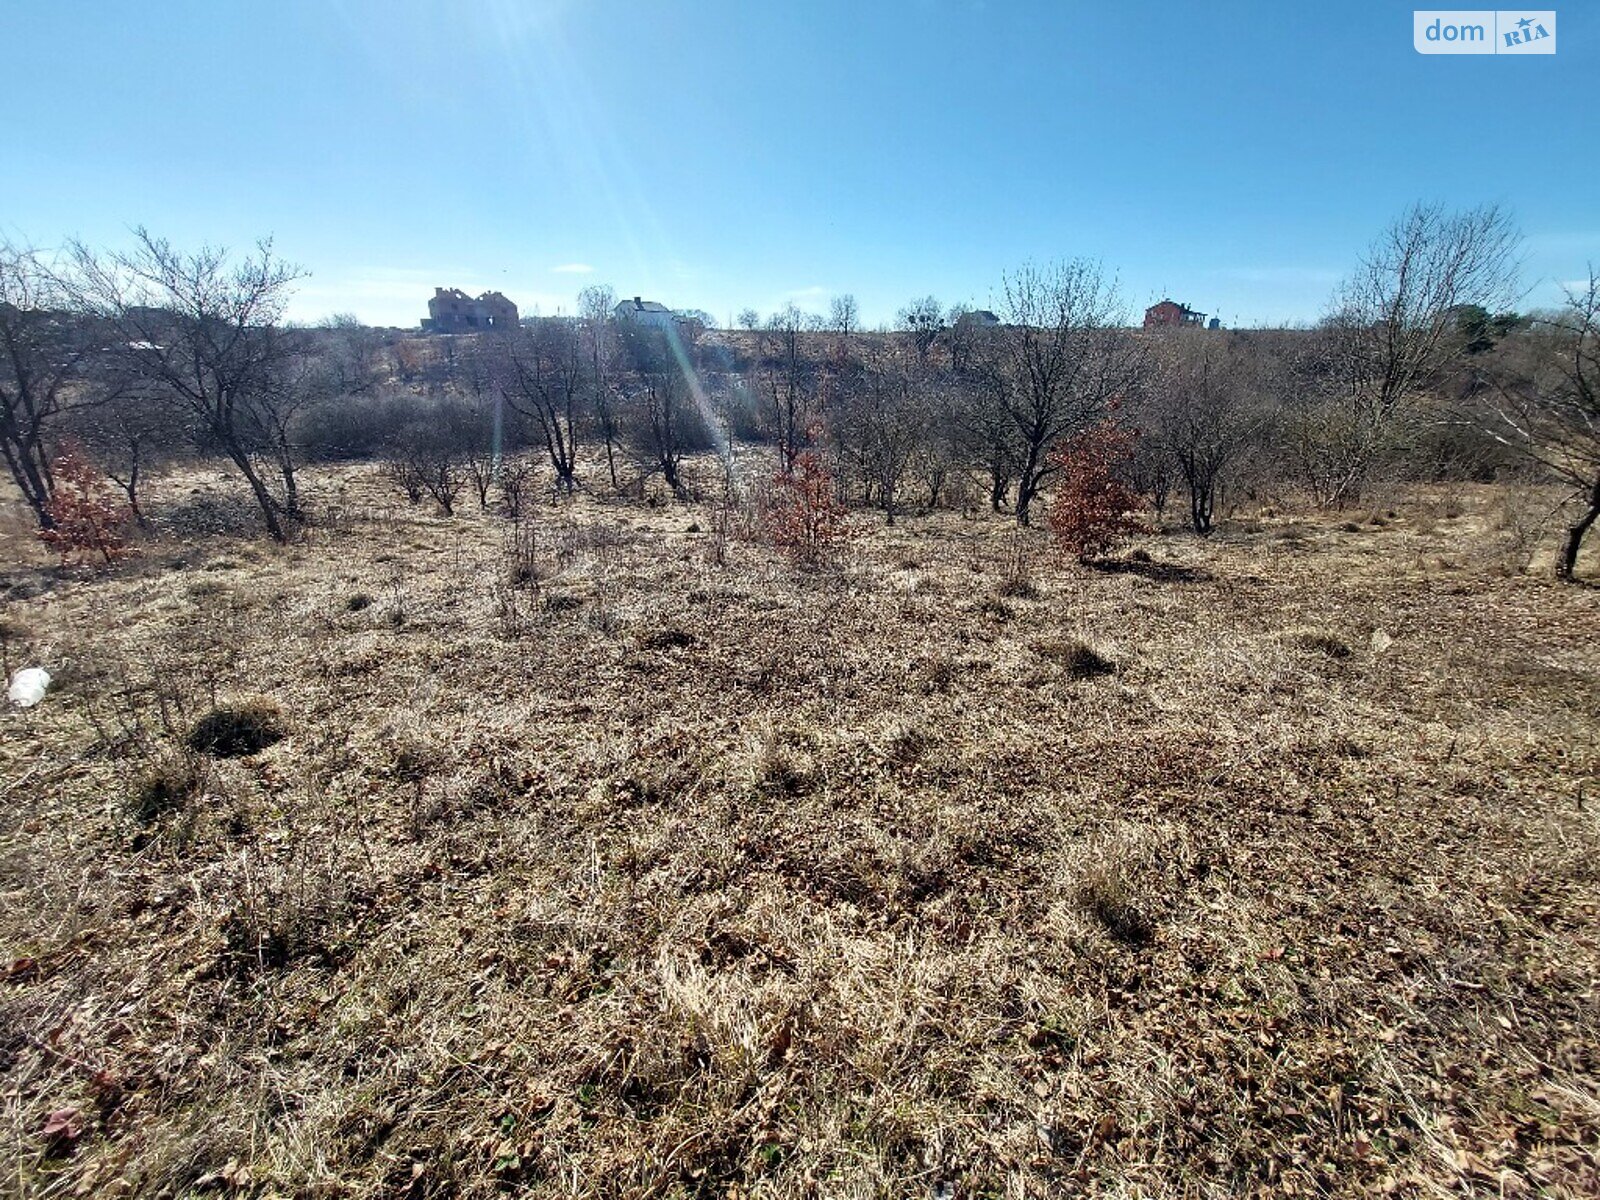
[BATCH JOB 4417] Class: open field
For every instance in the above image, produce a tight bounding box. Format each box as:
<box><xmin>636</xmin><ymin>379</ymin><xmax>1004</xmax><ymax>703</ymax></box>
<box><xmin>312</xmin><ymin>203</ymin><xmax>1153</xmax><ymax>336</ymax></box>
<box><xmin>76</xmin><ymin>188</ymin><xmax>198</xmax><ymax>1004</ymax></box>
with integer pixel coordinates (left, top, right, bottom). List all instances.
<box><xmin>2</xmin><ymin>464</ymin><xmax>1598</xmax><ymax>1198</ymax></box>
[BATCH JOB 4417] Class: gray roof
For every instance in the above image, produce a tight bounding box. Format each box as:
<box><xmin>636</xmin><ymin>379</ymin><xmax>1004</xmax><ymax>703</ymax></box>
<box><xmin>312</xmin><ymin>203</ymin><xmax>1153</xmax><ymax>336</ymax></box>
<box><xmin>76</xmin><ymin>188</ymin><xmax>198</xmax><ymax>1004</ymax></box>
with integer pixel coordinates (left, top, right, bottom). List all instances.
<box><xmin>617</xmin><ymin>297</ymin><xmax>673</xmax><ymax>314</ymax></box>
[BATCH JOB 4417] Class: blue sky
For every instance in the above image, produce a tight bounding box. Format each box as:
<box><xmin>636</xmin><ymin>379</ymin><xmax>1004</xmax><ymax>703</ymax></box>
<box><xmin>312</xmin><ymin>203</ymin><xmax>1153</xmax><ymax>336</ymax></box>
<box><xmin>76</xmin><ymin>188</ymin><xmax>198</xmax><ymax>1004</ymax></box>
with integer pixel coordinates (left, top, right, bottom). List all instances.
<box><xmin>5</xmin><ymin>2</ymin><xmax>1594</xmax><ymax>328</ymax></box>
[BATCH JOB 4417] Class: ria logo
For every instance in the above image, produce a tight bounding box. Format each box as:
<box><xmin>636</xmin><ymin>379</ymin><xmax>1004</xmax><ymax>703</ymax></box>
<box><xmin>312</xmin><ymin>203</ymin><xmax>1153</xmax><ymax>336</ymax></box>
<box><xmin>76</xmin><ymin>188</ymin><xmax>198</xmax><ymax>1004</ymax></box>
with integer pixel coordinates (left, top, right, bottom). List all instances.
<box><xmin>1414</xmin><ymin>10</ymin><xmax>1556</xmax><ymax>53</ymax></box>
<box><xmin>1500</xmin><ymin>13</ymin><xmax>1552</xmax><ymax>46</ymax></box>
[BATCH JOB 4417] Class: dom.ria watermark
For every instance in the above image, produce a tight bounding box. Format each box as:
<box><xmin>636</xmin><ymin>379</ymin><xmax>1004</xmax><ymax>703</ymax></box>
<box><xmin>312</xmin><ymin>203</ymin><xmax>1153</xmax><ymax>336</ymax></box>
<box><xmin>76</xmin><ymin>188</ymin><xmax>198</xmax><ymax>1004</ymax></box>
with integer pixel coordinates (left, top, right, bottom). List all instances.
<box><xmin>1414</xmin><ymin>10</ymin><xmax>1555</xmax><ymax>53</ymax></box>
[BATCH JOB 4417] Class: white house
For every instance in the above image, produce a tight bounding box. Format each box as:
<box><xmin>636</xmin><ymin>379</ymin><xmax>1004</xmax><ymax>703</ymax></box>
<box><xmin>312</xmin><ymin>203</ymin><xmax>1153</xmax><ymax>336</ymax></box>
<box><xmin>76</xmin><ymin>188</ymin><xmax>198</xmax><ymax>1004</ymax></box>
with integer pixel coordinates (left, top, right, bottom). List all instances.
<box><xmin>613</xmin><ymin>296</ymin><xmax>678</xmax><ymax>331</ymax></box>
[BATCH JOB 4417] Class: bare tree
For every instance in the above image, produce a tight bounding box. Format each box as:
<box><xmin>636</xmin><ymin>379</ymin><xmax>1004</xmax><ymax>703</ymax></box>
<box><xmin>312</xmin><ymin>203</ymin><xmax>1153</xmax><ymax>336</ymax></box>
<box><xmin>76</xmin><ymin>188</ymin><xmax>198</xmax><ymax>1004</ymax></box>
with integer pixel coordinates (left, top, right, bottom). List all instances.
<box><xmin>635</xmin><ymin>373</ymin><xmax>695</xmax><ymax>499</ymax></box>
<box><xmin>497</xmin><ymin>455</ymin><xmax>535</xmax><ymax>520</ymax></box>
<box><xmin>71</xmin><ymin>229</ymin><xmax>308</xmax><ymax>541</ymax></box>
<box><xmin>838</xmin><ymin>342</ymin><xmax>931</xmax><ymax>524</ymax></box>
<box><xmin>913</xmin><ymin>381</ymin><xmax>966</xmax><ymax>510</ymax></box>
<box><xmin>0</xmin><ymin>242</ymin><xmax>99</xmax><ymax>528</ymax></box>
<box><xmin>759</xmin><ymin>304</ymin><xmax>819</xmax><ymax>471</ymax></box>
<box><xmin>737</xmin><ymin>307</ymin><xmax>760</xmax><ymax>331</ymax></box>
<box><xmin>457</xmin><ymin>390</ymin><xmax>500</xmax><ymax>510</ymax></box>
<box><xmin>497</xmin><ymin>318</ymin><xmax>587</xmax><ymax>494</ymax></box>
<box><xmin>946</xmin><ymin>305</ymin><xmax>986</xmax><ymax>374</ymax></box>
<box><xmin>896</xmin><ymin>295</ymin><xmax>945</xmax><ymax>361</ymax></box>
<box><xmin>1149</xmin><ymin>332</ymin><xmax>1263</xmax><ymax>534</ymax></box>
<box><xmin>618</xmin><ymin>324</ymin><xmax>701</xmax><ymax>499</ymax></box>
<box><xmin>1471</xmin><ymin>270</ymin><xmax>1600</xmax><ymax>579</ymax></box>
<box><xmin>382</xmin><ymin>401</ymin><xmax>468</xmax><ymax>516</ymax></box>
<box><xmin>676</xmin><ymin>310</ymin><xmax>715</xmax><ymax>341</ymax></box>
<box><xmin>977</xmin><ymin>261</ymin><xmax>1140</xmax><ymax>525</ymax></box>
<box><xmin>73</xmin><ymin>383</ymin><xmax>190</xmax><ymax>528</ymax></box>
<box><xmin>829</xmin><ymin>294</ymin><xmax>859</xmax><ymax>339</ymax></box>
<box><xmin>1125</xmin><ymin>426</ymin><xmax>1176</xmax><ymax>521</ymax></box>
<box><xmin>578</xmin><ymin>285</ymin><xmax>623</xmax><ymax>491</ymax></box>
<box><xmin>320</xmin><ymin>313</ymin><xmax>385</xmax><ymax>395</ymax></box>
<box><xmin>1312</xmin><ymin>202</ymin><xmax>1521</xmax><ymax>505</ymax></box>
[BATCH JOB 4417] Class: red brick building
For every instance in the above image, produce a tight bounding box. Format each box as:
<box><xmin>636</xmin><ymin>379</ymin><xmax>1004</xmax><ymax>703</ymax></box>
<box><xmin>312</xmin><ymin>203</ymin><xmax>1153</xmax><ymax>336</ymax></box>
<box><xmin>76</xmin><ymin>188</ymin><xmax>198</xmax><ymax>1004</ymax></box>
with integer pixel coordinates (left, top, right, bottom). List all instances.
<box><xmin>1143</xmin><ymin>299</ymin><xmax>1206</xmax><ymax>329</ymax></box>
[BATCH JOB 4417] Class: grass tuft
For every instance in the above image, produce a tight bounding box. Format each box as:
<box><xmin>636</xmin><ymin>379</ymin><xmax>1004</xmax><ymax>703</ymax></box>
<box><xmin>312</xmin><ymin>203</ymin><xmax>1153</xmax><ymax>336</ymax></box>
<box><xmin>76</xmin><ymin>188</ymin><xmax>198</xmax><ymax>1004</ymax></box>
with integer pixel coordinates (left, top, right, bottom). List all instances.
<box><xmin>130</xmin><ymin>753</ymin><xmax>208</xmax><ymax>823</ymax></box>
<box><xmin>1036</xmin><ymin>639</ymin><xmax>1117</xmax><ymax>679</ymax></box>
<box><xmin>186</xmin><ymin>700</ymin><xmax>287</xmax><ymax>758</ymax></box>
<box><xmin>1077</xmin><ymin>859</ymin><xmax>1155</xmax><ymax>946</ymax></box>
<box><xmin>1288</xmin><ymin>628</ymin><xmax>1352</xmax><ymax>659</ymax></box>
<box><xmin>639</xmin><ymin>627</ymin><xmax>697</xmax><ymax>651</ymax></box>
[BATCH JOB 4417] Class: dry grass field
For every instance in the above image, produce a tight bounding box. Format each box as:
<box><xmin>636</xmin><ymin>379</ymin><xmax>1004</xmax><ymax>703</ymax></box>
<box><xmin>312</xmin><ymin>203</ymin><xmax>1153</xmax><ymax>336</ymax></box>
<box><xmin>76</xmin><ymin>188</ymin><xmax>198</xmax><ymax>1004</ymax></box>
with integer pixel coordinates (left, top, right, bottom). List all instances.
<box><xmin>2</xmin><ymin>462</ymin><xmax>1598</xmax><ymax>1198</ymax></box>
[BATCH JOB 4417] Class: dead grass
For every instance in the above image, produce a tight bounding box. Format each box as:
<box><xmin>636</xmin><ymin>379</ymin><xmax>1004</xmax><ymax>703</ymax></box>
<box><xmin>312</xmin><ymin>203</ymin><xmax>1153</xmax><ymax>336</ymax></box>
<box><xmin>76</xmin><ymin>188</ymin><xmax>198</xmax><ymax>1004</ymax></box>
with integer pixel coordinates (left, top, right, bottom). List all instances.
<box><xmin>1</xmin><ymin>466</ymin><xmax>1598</xmax><ymax>1197</ymax></box>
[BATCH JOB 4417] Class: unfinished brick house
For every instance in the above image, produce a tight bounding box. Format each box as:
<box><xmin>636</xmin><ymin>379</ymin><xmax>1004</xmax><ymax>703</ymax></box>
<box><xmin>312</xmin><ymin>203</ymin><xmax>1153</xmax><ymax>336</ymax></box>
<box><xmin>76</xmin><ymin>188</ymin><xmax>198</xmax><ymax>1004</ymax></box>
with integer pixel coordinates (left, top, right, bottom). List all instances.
<box><xmin>1143</xmin><ymin>299</ymin><xmax>1206</xmax><ymax>329</ymax></box>
<box><xmin>422</xmin><ymin>288</ymin><xmax>520</xmax><ymax>333</ymax></box>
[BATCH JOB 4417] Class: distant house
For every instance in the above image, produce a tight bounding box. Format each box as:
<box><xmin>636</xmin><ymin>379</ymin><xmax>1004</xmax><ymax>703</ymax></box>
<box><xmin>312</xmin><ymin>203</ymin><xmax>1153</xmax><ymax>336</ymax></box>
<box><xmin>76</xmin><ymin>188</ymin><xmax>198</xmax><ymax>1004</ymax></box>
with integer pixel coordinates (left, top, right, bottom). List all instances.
<box><xmin>958</xmin><ymin>309</ymin><xmax>1001</xmax><ymax>328</ymax></box>
<box><xmin>422</xmin><ymin>287</ymin><xmax>519</xmax><ymax>333</ymax></box>
<box><xmin>614</xmin><ymin>296</ymin><xmax>678</xmax><ymax>331</ymax></box>
<box><xmin>1143</xmin><ymin>299</ymin><xmax>1206</xmax><ymax>329</ymax></box>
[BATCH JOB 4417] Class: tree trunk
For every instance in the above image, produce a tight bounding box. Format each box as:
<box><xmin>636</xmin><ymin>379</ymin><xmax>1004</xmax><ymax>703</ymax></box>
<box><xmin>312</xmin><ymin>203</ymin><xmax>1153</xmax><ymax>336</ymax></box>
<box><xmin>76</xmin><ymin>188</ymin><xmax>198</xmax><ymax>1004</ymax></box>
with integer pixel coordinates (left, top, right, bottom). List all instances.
<box><xmin>228</xmin><ymin>448</ymin><xmax>287</xmax><ymax>542</ymax></box>
<box><xmin>2</xmin><ymin>439</ymin><xmax>55</xmax><ymax>529</ymax></box>
<box><xmin>281</xmin><ymin>458</ymin><xmax>300</xmax><ymax>518</ymax></box>
<box><xmin>112</xmin><ymin>452</ymin><xmax>149</xmax><ymax>529</ymax></box>
<box><xmin>1015</xmin><ymin>478</ymin><xmax>1037</xmax><ymax>527</ymax></box>
<box><xmin>1557</xmin><ymin>474</ymin><xmax>1600</xmax><ymax>581</ymax></box>
<box><xmin>1190</xmin><ymin>485</ymin><xmax>1214</xmax><ymax>535</ymax></box>
<box><xmin>1014</xmin><ymin>446</ymin><xmax>1046</xmax><ymax>527</ymax></box>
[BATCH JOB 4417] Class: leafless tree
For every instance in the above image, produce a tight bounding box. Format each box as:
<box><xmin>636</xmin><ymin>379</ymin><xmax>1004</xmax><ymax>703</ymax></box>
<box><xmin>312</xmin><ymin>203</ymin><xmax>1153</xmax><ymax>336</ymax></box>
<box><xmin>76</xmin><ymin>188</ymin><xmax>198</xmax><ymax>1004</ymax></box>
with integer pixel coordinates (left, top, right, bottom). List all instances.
<box><xmin>759</xmin><ymin>304</ymin><xmax>819</xmax><ymax>471</ymax></box>
<box><xmin>1471</xmin><ymin>270</ymin><xmax>1600</xmax><ymax>579</ymax></box>
<box><xmin>497</xmin><ymin>455</ymin><xmax>535</xmax><ymax>520</ymax></box>
<box><xmin>578</xmin><ymin>284</ymin><xmax>624</xmax><ymax>490</ymax></box>
<box><xmin>912</xmin><ymin>382</ymin><xmax>966</xmax><ymax>509</ymax></box>
<box><xmin>635</xmin><ymin>373</ymin><xmax>693</xmax><ymax>499</ymax></box>
<box><xmin>946</xmin><ymin>306</ymin><xmax>986</xmax><ymax>375</ymax></box>
<box><xmin>620</xmin><ymin>323</ymin><xmax>713</xmax><ymax>500</ymax></box>
<box><xmin>835</xmin><ymin>343</ymin><xmax>932</xmax><ymax>524</ymax></box>
<box><xmin>72</xmin><ymin>383</ymin><xmax>190</xmax><ymax>527</ymax></box>
<box><xmin>320</xmin><ymin>313</ymin><xmax>385</xmax><ymax>395</ymax></box>
<box><xmin>382</xmin><ymin>403</ymin><xmax>468</xmax><ymax>515</ymax></box>
<box><xmin>497</xmin><ymin>318</ymin><xmax>586</xmax><ymax>494</ymax></box>
<box><xmin>456</xmin><ymin>390</ymin><xmax>500</xmax><ymax>510</ymax></box>
<box><xmin>976</xmin><ymin>261</ymin><xmax>1140</xmax><ymax>525</ymax></box>
<box><xmin>1148</xmin><ymin>332</ymin><xmax>1264</xmax><ymax>534</ymax></box>
<box><xmin>0</xmin><ymin>242</ymin><xmax>100</xmax><ymax>528</ymax></box>
<box><xmin>829</xmin><ymin>294</ymin><xmax>859</xmax><ymax>339</ymax></box>
<box><xmin>676</xmin><ymin>310</ymin><xmax>715</xmax><ymax>341</ymax></box>
<box><xmin>897</xmin><ymin>295</ymin><xmax>945</xmax><ymax>361</ymax></box>
<box><xmin>70</xmin><ymin>229</ymin><xmax>308</xmax><ymax>541</ymax></box>
<box><xmin>1125</xmin><ymin>427</ymin><xmax>1175</xmax><ymax>521</ymax></box>
<box><xmin>1311</xmin><ymin>203</ymin><xmax>1521</xmax><ymax>506</ymax></box>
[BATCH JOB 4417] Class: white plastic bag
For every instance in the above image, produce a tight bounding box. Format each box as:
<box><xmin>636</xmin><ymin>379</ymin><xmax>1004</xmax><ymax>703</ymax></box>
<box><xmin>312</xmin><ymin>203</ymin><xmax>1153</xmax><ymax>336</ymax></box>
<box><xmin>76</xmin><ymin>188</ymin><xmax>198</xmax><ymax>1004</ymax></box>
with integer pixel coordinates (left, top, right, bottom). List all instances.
<box><xmin>8</xmin><ymin>667</ymin><xmax>51</xmax><ymax>708</ymax></box>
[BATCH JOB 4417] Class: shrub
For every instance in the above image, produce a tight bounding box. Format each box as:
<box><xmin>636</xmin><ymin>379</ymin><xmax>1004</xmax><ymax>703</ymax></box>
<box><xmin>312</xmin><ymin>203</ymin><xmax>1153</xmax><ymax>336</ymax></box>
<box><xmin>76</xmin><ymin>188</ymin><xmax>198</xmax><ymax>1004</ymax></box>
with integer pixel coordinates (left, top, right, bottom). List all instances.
<box><xmin>639</xmin><ymin>628</ymin><xmax>697</xmax><ymax>651</ymax></box>
<box><xmin>36</xmin><ymin>447</ymin><xmax>135</xmax><ymax>568</ymax></box>
<box><xmin>1078</xmin><ymin>862</ymin><xmax>1154</xmax><ymax>945</ymax></box>
<box><xmin>187</xmin><ymin>701</ymin><xmax>287</xmax><ymax>758</ymax></box>
<box><xmin>1036</xmin><ymin>639</ymin><xmax>1116</xmax><ymax>680</ymax></box>
<box><xmin>762</xmin><ymin>451</ymin><xmax>850</xmax><ymax>569</ymax></box>
<box><xmin>131</xmin><ymin>753</ymin><xmax>208</xmax><ymax>823</ymax></box>
<box><xmin>1047</xmin><ymin>423</ymin><xmax>1147</xmax><ymax>561</ymax></box>
<box><xmin>1289</xmin><ymin>629</ymin><xmax>1351</xmax><ymax>659</ymax></box>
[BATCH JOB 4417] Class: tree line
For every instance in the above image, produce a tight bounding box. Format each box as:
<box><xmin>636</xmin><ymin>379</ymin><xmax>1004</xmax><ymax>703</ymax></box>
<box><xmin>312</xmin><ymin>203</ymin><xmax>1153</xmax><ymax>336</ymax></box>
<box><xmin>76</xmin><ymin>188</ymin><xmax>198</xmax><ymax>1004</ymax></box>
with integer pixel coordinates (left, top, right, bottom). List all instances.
<box><xmin>2</xmin><ymin>205</ymin><xmax>1597</xmax><ymax>577</ymax></box>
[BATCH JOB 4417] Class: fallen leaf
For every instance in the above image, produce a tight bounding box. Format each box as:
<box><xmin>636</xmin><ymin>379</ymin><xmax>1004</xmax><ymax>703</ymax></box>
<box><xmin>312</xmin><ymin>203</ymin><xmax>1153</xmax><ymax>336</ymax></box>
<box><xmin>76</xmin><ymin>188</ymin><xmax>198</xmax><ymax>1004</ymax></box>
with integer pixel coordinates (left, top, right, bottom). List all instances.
<box><xmin>41</xmin><ymin>1107</ymin><xmax>83</xmax><ymax>1154</ymax></box>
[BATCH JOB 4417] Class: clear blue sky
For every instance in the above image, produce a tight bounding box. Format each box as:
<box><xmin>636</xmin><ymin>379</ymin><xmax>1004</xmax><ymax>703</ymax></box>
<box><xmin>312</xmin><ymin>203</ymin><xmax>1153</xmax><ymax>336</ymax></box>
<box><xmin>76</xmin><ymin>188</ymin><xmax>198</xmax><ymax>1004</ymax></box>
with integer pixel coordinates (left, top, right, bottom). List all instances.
<box><xmin>5</xmin><ymin>1</ymin><xmax>1594</xmax><ymax>328</ymax></box>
